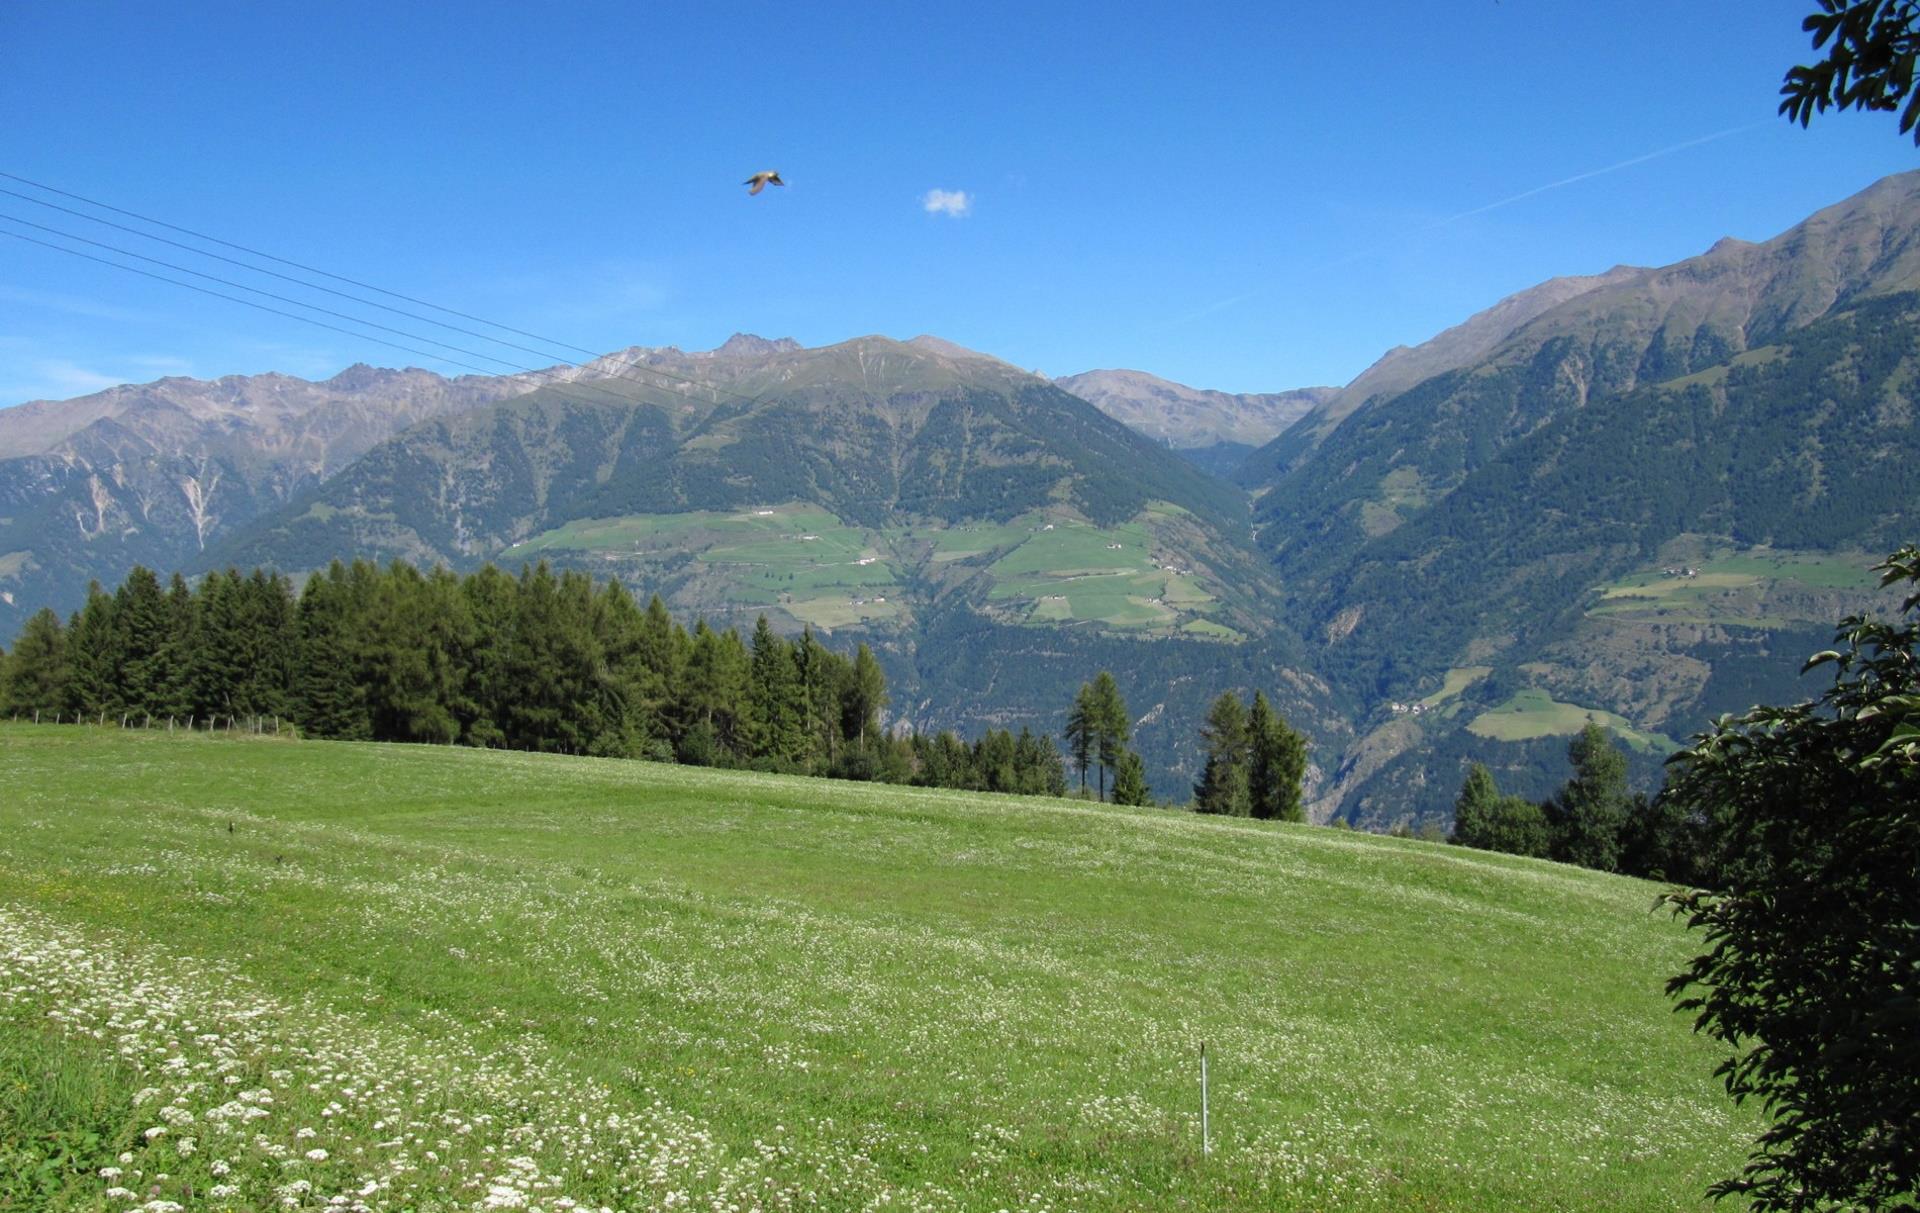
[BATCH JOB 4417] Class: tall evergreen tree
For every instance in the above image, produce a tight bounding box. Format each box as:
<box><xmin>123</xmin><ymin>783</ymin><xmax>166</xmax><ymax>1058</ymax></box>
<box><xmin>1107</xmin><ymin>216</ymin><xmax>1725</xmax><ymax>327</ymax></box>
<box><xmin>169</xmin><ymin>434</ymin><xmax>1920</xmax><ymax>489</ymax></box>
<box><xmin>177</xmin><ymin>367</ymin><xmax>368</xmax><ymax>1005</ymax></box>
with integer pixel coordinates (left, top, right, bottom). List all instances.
<box><xmin>1193</xmin><ymin>690</ymin><xmax>1250</xmax><ymax>815</ymax></box>
<box><xmin>747</xmin><ymin>615</ymin><xmax>805</xmax><ymax>763</ymax></box>
<box><xmin>4</xmin><ymin>607</ymin><xmax>69</xmax><ymax>715</ymax></box>
<box><xmin>1246</xmin><ymin>690</ymin><xmax>1309</xmax><ymax>821</ymax></box>
<box><xmin>114</xmin><ymin>566</ymin><xmax>173</xmax><ymax>718</ymax></box>
<box><xmin>1111</xmin><ymin>748</ymin><xmax>1150</xmax><ymax>806</ymax></box>
<box><xmin>1450</xmin><ymin>763</ymin><xmax>1501</xmax><ymax>847</ymax></box>
<box><xmin>66</xmin><ymin>582</ymin><xmax>122</xmax><ymax>716</ymax></box>
<box><xmin>294</xmin><ymin>563</ymin><xmax>371</xmax><ymax>740</ymax></box>
<box><xmin>1549</xmin><ymin>723</ymin><xmax>1632</xmax><ymax>871</ymax></box>
<box><xmin>843</xmin><ymin>642</ymin><xmax>887</xmax><ymax>746</ymax></box>
<box><xmin>1064</xmin><ymin>683</ymin><xmax>1095</xmax><ymax>795</ymax></box>
<box><xmin>1089</xmin><ymin>671</ymin><xmax>1130</xmax><ymax>802</ymax></box>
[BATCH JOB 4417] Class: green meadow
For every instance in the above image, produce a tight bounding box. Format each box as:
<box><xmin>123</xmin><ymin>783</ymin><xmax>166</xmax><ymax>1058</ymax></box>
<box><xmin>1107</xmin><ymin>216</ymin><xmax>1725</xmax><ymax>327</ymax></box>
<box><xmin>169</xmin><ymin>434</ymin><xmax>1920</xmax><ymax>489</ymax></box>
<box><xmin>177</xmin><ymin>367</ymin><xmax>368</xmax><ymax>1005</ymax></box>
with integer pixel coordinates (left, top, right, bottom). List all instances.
<box><xmin>1586</xmin><ymin>548</ymin><xmax>1885</xmax><ymax>626</ymax></box>
<box><xmin>502</xmin><ymin>505</ymin><xmax>906</xmax><ymax>629</ymax></box>
<box><xmin>1465</xmin><ymin>689</ymin><xmax>1679</xmax><ymax>754</ymax></box>
<box><xmin>502</xmin><ymin>504</ymin><xmax>1232</xmax><ymax>636</ymax></box>
<box><xmin>0</xmin><ymin>726</ymin><xmax>1753</xmax><ymax>1211</ymax></box>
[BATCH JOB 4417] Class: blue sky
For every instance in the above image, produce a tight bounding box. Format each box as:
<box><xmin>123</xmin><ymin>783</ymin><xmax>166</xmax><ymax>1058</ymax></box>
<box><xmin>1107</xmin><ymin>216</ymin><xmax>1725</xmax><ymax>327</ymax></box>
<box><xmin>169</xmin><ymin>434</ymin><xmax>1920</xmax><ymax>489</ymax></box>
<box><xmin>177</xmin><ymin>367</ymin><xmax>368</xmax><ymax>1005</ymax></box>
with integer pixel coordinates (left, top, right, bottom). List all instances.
<box><xmin>1</xmin><ymin>0</ymin><xmax>1915</xmax><ymax>404</ymax></box>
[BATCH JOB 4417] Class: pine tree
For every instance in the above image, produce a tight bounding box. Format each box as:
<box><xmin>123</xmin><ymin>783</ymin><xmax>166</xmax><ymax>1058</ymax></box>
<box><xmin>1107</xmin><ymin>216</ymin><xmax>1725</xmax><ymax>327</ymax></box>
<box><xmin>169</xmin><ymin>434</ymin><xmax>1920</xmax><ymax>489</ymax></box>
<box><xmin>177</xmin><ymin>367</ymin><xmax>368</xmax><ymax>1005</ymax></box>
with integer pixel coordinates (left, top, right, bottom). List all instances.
<box><xmin>1089</xmin><ymin>671</ymin><xmax>1130</xmax><ymax>803</ymax></box>
<box><xmin>1194</xmin><ymin>691</ymin><xmax>1250</xmax><ymax>815</ymax></box>
<box><xmin>1064</xmin><ymin>683</ymin><xmax>1095</xmax><ymax>795</ymax></box>
<box><xmin>1246</xmin><ymin>691</ymin><xmax>1309</xmax><ymax>821</ymax></box>
<box><xmin>66</xmin><ymin>582</ymin><xmax>122</xmax><ymax>716</ymax></box>
<box><xmin>843</xmin><ymin>643</ymin><xmax>887</xmax><ymax>747</ymax></box>
<box><xmin>1549</xmin><ymin>723</ymin><xmax>1631</xmax><ymax>871</ymax></box>
<box><xmin>459</xmin><ymin>564</ymin><xmax>518</xmax><ymax>747</ymax></box>
<box><xmin>1111</xmin><ymin>749</ymin><xmax>1150</xmax><ymax>806</ymax></box>
<box><xmin>294</xmin><ymin>564</ymin><xmax>370</xmax><ymax>740</ymax></box>
<box><xmin>1450</xmin><ymin>763</ymin><xmax>1501</xmax><ymax>847</ymax></box>
<box><xmin>747</xmin><ymin>615</ymin><xmax>805</xmax><ymax>763</ymax></box>
<box><xmin>4</xmin><ymin>607</ymin><xmax>69</xmax><ymax>715</ymax></box>
<box><xmin>114</xmin><ymin>566</ymin><xmax>172</xmax><ymax>718</ymax></box>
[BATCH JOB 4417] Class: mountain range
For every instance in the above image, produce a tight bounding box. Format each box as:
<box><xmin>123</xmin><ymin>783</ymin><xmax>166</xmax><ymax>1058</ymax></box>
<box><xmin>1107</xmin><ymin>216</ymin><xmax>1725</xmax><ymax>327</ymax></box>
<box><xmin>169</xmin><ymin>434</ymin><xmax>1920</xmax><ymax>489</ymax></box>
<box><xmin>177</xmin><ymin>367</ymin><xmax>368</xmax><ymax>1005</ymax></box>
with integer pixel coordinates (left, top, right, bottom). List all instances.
<box><xmin>6</xmin><ymin>170</ymin><xmax>1919</xmax><ymax>826</ymax></box>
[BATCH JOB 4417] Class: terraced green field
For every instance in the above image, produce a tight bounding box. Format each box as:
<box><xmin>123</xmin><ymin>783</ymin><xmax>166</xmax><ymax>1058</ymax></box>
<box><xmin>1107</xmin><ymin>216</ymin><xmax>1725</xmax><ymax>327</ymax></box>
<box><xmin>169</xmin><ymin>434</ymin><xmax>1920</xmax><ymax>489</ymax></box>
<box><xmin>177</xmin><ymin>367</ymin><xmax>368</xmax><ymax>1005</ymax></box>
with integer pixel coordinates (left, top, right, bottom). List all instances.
<box><xmin>503</xmin><ymin>503</ymin><xmax>1233</xmax><ymax>637</ymax></box>
<box><xmin>1466</xmin><ymin>689</ymin><xmax>1679</xmax><ymax>754</ymax></box>
<box><xmin>1</xmin><ymin>726</ymin><xmax>1752</xmax><ymax>1211</ymax></box>
<box><xmin>502</xmin><ymin>505</ymin><xmax>906</xmax><ymax>628</ymax></box>
<box><xmin>1587</xmin><ymin>548</ymin><xmax>1885</xmax><ymax>626</ymax></box>
<box><xmin>979</xmin><ymin>512</ymin><xmax>1222</xmax><ymax>633</ymax></box>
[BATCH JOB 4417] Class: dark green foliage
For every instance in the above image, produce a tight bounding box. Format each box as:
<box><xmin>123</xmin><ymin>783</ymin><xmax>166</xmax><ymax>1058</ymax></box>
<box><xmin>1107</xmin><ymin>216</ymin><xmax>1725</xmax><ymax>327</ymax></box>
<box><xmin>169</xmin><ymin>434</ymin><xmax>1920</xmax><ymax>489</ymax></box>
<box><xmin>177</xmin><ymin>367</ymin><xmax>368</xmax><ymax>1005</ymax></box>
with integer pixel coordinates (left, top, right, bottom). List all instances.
<box><xmin>65</xmin><ymin>583</ymin><xmax>121</xmax><ymax>716</ymax></box>
<box><xmin>1246</xmin><ymin>690</ymin><xmax>1309</xmax><ymax>821</ymax></box>
<box><xmin>294</xmin><ymin>563</ymin><xmax>371</xmax><ymax>740</ymax></box>
<box><xmin>1448</xmin><ymin>763</ymin><xmax>1553</xmax><ymax>858</ymax></box>
<box><xmin>1547</xmin><ymin>724</ymin><xmax>1632</xmax><ymax>872</ymax></box>
<box><xmin>1111</xmin><ymin>749</ymin><xmax>1151</xmax><ymax>806</ymax></box>
<box><xmin>1663</xmin><ymin>546</ymin><xmax>1920</xmax><ymax>1211</ymax></box>
<box><xmin>1194</xmin><ymin>691</ymin><xmax>1250</xmax><ymax>815</ymax></box>
<box><xmin>6</xmin><ymin>557</ymin><xmax>1095</xmax><ymax>805</ymax></box>
<box><xmin>1089</xmin><ymin>671</ymin><xmax>1130</xmax><ymax>801</ymax></box>
<box><xmin>113</xmin><ymin>567</ymin><xmax>174</xmax><ymax>718</ymax></box>
<box><xmin>1064</xmin><ymin>685</ymin><xmax>1096</xmax><ymax>794</ymax></box>
<box><xmin>844</xmin><ymin>644</ymin><xmax>887</xmax><ymax>746</ymax></box>
<box><xmin>3</xmin><ymin>608</ymin><xmax>68</xmax><ymax>715</ymax></box>
<box><xmin>1781</xmin><ymin>1</ymin><xmax>1920</xmax><ymax>143</ymax></box>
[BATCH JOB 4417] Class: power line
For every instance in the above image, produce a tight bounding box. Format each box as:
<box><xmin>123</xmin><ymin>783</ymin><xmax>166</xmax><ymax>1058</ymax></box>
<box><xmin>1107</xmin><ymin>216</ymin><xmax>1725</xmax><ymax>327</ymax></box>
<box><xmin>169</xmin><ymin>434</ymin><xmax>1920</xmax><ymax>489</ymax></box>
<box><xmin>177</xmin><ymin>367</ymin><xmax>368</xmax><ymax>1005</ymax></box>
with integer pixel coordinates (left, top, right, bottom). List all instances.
<box><xmin>2</xmin><ymin>227</ymin><xmax>714</xmax><ymax>424</ymax></box>
<box><xmin>1</xmin><ymin>229</ymin><xmax>506</xmax><ymax>378</ymax></box>
<box><xmin>0</xmin><ymin>171</ymin><xmax>762</xmax><ymax>411</ymax></box>
<box><xmin>0</xmin><ymin>210</ymin><xmax>670</xmax><ymax>413</ymax></box>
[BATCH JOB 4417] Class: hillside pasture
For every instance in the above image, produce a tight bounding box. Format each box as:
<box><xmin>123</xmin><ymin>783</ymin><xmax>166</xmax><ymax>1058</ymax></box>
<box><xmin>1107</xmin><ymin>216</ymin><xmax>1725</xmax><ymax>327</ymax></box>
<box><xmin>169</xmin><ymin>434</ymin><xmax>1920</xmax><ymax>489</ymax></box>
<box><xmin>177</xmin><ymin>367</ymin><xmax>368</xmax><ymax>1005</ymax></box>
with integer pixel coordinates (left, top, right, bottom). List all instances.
<box><xmin>1466</xmin><ymin>689</ymin><xmax>1679</xmax><ymax>754</ymax></box>
<box><xmin>1587</xmin><ymin>548</ymin><xmax>1886</xmax><ymax>627</ymax></box>
<box><xmin>0</xmin><ymin>726</ymin><xmax>1753</xmax><ymax>1211</ymax></box>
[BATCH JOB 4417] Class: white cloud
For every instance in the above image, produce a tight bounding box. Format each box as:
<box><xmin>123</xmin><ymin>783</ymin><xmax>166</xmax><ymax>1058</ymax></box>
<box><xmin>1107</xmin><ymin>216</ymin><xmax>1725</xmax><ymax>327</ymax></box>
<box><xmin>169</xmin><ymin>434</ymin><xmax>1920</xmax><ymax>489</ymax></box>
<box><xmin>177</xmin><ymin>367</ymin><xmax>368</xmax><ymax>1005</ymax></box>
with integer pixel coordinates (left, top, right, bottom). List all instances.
<box><xmin>921</xmin><ymin>189</ymin><xmax>973</xmax><ymax>219</ymax></box>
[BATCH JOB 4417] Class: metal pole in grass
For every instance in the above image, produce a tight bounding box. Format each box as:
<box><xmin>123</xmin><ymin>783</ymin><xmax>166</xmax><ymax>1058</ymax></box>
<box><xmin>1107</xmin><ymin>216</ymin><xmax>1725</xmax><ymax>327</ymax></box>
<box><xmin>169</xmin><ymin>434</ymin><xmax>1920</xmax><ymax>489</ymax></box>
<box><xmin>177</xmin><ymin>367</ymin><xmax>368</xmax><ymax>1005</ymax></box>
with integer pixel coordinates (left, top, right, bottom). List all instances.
<box><xmin>1201</xmin><ymin>1042</ymin><xmax>1210</xmax><ymax>1158</ymax></box>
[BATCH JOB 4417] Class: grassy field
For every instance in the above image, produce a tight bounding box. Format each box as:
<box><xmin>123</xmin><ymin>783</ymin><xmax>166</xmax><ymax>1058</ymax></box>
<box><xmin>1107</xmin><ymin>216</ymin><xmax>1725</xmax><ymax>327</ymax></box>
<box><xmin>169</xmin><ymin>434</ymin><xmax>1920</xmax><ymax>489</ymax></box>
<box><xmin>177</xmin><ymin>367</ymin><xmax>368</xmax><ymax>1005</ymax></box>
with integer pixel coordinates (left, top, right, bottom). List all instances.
<box><xmin>1465</xmin><ymin>689</ymin><xmax>1679</xmax><ymax>754</ymax></box>
<box><xmin>978</xmin><ymin>511</ymin><xmax>1223</xmax><ymax>634</ymax></box>
<box><xmin>504</xmin><ymin>503</ymin><xmax>1233</xmax><ymax>638</ymax></box>
<box><xmin>502</xmin><ymin>505</ymin><xmax>906</xmax><ymax>630</ymax></box>
<box><xmin>0</xmin><ymin>726</ymin><xmax>1755</xmax><ymax>1211</ymax></box>
<box><xmin>1587</xmin><ymin>548</ymin><xmax>1885</xmax><ymax>627</ymax></box>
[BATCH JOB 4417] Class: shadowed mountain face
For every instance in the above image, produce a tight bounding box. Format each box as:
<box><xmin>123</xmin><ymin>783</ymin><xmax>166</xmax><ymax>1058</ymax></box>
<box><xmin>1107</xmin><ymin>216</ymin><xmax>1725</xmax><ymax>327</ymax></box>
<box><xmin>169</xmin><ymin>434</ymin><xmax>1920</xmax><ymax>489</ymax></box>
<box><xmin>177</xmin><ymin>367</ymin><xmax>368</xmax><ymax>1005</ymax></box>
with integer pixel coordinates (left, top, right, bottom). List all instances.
<box><xmin>1237</xmin><ymin>170</ymin><xmax>1920</xmax><ymax>826</ymax></box>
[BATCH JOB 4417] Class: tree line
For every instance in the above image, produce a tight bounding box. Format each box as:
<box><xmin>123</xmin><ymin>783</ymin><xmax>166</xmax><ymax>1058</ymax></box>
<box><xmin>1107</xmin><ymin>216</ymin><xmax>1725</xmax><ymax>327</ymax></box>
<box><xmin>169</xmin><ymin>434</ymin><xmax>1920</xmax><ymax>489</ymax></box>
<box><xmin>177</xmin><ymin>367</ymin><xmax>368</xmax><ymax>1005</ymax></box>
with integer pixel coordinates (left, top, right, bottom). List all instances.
<box><xmin>0</xmin><ymin>559</ymin><xmax>1325</xmax><ymax>815</ymax></box>
<box><xmin>1447</xmin><ymin>723</ymin><xmax>1712</xmax><ymax>886</ymax></box>
<box><xmin>0</xmin><ymin>559</ymin><xmax>1077</xmax><ymax>796</ymax></box>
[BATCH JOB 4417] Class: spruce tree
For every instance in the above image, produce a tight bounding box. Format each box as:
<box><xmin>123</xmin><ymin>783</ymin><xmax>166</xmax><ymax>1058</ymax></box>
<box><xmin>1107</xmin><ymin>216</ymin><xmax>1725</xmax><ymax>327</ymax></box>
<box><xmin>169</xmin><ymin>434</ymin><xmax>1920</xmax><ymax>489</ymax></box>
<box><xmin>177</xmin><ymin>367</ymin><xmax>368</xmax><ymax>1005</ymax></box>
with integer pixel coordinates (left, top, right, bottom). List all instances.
<box><xmin>1247</xmin><ymin>691</ymin><xmax>1309</xmax><ymax>821</ymax></box>
<box><xmin>1450</xmin><ymin>763</ymin><xmax>1501</xmax><ymax>847</ymax></box>
<box><xmin>748</xmin><ymin>615</ymin><xmax>804</xmax><ymax>763</ymax></box>
<box><xmin>66</xmin><ymin>582</ymin><xmax>122</xmax><ymax>716</ymax></box>
<box><xmin>294</xmin><ymin>564</ymin><xmax>371</xmax><ymax>740</ymax></box>
<box><xmin>1089</xmin><ymin>671</ymin><xmax>1130</xmax><ymax>802</ymax></box>
<box><xmin>1064</xmin><ymin>683</ymin><xmax>1095</xmax><ymax>795</ymax></box>
<box><xmin>1548</xmin><ymin>723</ymin><xmax>1631</xmax><ymax>871</ymax></box>
<box><xmin>1194</xmin><ymin>691</ymin><xmax>1250</xmax><ymax>815</ymax></box>
<box><xmin>843</xmin><ymin>643</ymin><xmax>887</xmax><ymax>746</ymax></box>
<box><xmin>114</xmin><ymin>566</ymin><xmax>172</xmax><ymax>717</ymax></box>
<box><xmin>1111</xmin><ymin>749</ymin><xmax>1150</xmax><ymax>806</ymax></box>
<box><xmin>5</xmin><ymin>607</ymin><xmax>69</xmax><ymax>715</ymax></box>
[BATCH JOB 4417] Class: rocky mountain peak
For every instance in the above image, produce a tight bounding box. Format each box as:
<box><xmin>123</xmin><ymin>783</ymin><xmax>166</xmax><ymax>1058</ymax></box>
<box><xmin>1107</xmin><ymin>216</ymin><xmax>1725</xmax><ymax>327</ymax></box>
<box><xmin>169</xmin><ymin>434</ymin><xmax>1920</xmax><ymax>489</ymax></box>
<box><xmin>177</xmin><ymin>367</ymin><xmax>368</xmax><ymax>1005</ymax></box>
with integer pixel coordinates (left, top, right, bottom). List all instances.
<box><xmin>711</xmin><ymin>333</ymin><xmax>802</xmax><ymax>359</ymax></box>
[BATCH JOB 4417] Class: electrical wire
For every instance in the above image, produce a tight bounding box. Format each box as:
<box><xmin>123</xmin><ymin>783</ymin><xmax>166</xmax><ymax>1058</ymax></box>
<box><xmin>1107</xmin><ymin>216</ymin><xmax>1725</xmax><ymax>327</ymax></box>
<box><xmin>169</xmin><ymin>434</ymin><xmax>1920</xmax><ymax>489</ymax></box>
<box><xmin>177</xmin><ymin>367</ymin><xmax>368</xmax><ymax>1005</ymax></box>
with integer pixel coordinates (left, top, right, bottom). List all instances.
<box><xmin>0</xmin><ymin>210</ymin><xmax>686</xmax><ymax>413</ymax></box>
<box><xmin>0</xmin><ymin>171</ymin><xmax>762</xmax><ymax>411</ymax></box>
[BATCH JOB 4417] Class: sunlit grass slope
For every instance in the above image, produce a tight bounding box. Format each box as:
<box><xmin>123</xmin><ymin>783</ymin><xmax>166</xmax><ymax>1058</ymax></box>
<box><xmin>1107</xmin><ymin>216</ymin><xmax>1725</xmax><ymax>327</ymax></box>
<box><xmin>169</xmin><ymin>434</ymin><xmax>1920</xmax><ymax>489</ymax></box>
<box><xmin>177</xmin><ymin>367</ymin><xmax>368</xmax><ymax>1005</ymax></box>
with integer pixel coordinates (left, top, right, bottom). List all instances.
<box><xmin>0</xmin><ymin>726</ymin><xmax>1753</xmax><ymax>1211</ymax></box>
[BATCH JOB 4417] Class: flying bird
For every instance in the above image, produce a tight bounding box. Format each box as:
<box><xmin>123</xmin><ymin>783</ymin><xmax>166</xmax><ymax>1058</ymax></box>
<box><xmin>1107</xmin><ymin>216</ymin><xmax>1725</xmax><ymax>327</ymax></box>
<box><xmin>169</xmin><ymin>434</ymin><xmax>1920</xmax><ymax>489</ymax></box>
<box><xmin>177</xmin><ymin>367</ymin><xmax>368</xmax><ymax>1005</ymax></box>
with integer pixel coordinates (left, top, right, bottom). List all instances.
<box><xmin>744</xmin><ymin>171</ymin><xmax>784</xmax><ymax>196</ymax></box>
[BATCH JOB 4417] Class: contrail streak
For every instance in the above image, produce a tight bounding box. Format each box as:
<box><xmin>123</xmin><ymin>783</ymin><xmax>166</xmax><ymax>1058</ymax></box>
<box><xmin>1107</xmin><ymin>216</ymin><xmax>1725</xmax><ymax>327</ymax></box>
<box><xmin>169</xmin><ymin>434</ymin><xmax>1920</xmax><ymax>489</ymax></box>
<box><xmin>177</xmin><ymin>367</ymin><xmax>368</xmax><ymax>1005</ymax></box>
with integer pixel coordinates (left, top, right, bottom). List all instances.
<box><xmin>1168</xmin><ymin>121</ymin><xmax>1770</xmax><ymax>327</ymax></box>
<box><xmin>1440</xmin><ymin>121</ymin><xmax>1770</xmax><ymax>223</ymax></box>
